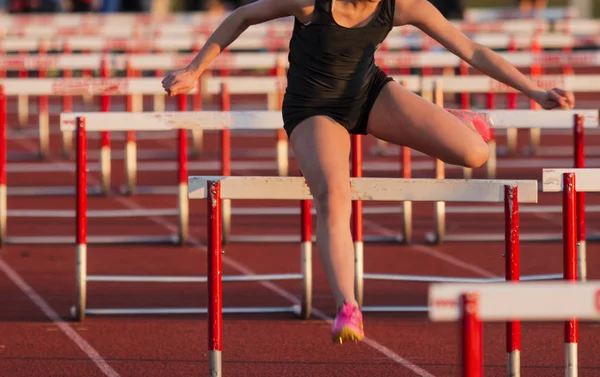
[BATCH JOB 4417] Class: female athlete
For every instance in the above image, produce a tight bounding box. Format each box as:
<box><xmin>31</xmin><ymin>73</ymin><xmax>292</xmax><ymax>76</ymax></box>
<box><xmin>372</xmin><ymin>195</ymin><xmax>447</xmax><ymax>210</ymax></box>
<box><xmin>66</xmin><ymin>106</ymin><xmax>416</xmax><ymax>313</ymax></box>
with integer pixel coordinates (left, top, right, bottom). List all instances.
<box><xmin>161</xmin><ymin>0</ymin><xmax>575</xmax><ymax>344</ymax></box>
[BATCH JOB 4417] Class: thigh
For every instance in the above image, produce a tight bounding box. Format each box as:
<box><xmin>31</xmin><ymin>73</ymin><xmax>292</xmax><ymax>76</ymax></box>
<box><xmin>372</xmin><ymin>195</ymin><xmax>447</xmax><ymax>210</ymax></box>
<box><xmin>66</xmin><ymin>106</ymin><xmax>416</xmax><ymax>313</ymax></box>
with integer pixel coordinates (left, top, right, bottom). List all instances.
<box><xmin>366</xmin><ymin>81</ymin><xmax>489</xmax><ymax>167</ymax></box>
<box><xmin>289</xmin><ymin>116</ymin><xmax>351</xmax><ymax>202</ymax></box>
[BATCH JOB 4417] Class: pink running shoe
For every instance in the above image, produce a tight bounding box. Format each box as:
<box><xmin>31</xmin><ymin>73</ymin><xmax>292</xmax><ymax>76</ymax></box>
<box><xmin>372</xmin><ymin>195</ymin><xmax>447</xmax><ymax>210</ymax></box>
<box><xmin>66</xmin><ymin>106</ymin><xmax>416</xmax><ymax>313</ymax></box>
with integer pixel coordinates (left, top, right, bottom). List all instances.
<box><xmin>331</xmin><ymin>302</ymin><xmax>365</xmax><ymax>344</ymax></box>
<box><xmin>446</xmin><ymin>109</ymin><xmax>493</xmax><ymax>143</ymax></box>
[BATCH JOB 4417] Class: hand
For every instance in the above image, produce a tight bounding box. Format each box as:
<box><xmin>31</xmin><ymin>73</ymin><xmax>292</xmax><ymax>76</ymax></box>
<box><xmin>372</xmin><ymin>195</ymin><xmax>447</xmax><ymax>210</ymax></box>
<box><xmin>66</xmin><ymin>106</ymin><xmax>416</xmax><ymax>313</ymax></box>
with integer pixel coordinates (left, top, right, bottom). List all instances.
<box><xmin>531</xmin><ymin>88</ymin><xmax>575</xmax><ymax>110</ymax></box>
<box><xmin>161</xmin><ymin>68</ymin><xmax>198</xmax><ymax>97</ymax></box>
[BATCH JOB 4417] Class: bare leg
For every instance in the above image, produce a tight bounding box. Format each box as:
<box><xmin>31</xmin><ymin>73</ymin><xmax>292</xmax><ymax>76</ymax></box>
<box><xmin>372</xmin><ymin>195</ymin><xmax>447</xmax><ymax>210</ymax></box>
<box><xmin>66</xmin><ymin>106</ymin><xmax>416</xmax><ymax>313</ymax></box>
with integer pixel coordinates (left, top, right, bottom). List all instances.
<box><xmin>289</xmin><ymin>116</ymin><xmax>357</xmax><ymax>310</ymax></box>
<box><xmin>367</xmin><ymin>81</ymin><xmax>490</xmax><ymax>168</ymax></box>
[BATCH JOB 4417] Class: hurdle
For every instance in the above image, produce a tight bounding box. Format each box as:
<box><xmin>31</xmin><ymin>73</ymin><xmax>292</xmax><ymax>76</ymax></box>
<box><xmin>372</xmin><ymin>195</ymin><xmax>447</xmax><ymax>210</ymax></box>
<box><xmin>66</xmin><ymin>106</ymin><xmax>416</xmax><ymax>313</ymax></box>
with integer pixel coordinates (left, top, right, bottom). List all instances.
<box><xmin>189</xmin><ymin>176</ymin><xmax>539</xmax><ymax>377</ymax></box>
<box><xmin>428</xmin><ymin>170</ymin><xmax>593</xmax><ymax>377</ymax></box>
<box><xmin>428</xmin><ymin>282</ymin><xmax>598</xmax><ymax>377</ymax></box>
<box><xmin>542</xmin><ymin>168</ymin><xmax>600</xmax><ymax>282</ymax></box>
<box><xmin>0</xmin><ymin>112</ymin><xmax>185</xmax><ymax>245</ymax></box>
<box><xmin>423</xmin><ymin>111</ymin><xmax>600</xmax><ymax>244</ymax></box>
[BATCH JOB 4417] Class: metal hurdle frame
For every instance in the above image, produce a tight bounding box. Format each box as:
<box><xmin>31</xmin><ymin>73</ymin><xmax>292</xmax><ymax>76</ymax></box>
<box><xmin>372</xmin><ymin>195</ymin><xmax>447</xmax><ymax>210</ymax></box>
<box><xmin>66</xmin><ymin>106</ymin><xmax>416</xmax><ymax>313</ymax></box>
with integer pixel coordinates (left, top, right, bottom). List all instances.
<box><xmin>0</xmin><ymin>78</ymin><xmax>199</xmax><ymax>196</ymax></box>
<box><xmin>68</xmin><ymin>113</ymin><xmax>311</xmax><ymax>320</ymax></box>
<box><xmin>428</xmin><ymin>282</ymin><xmax>600</xmax><ymax>377</ymax></box>
<box><xmin>188</xmin><ymin>175</ymin><xmax>539</xmax><ymax>377</ymax></box>
<box><xmin>425</xmin><ymin>111</ymin><xmax>600</xmax><ymax>244</ymax></box>
<box><xmin>542</xmin><ymin>168</ymin><xmax>600</xmax><ymax>282</ymax></box>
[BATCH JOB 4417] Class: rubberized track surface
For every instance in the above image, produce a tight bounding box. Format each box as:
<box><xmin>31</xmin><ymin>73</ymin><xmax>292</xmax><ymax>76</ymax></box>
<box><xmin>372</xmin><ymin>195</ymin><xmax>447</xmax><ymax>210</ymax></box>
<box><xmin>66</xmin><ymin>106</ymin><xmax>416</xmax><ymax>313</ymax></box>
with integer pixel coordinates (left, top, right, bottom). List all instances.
<box><xmin>2</xmin><ymin>94</ymin><xmax>600</xmax><ymax>377</ymax></box>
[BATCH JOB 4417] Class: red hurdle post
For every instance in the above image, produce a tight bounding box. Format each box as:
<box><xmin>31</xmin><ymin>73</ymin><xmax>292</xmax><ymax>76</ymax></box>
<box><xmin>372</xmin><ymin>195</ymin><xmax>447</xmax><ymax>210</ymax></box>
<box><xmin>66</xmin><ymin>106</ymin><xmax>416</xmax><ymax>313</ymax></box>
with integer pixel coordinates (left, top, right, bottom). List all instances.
<box><xmin>504</xmin><ymin>185</ymin><xmax>521</xmax><ymax>375</ymax></box>
<box><xmin>207</xmin><ymin>180</ymin><xmax>223</xmax><ymax>377</ymax></box>
<box><xmin>0</xmin><ymin>85</ymin><xmax>6</xmax><ymax>246</ymax></box>
<box><xmin>300</xmin><ymin>198</ymin><xmax>312</xmax><ymax>319</ymax></box>
<box><xmin>124</xmin><ymin>61</ymin><xmax>137</xmax><ymax>195</ymax></box>
<box><xmin>461</xmin><ymin>292</ymin><xmax>483</xmax><ymax>377</ymax></box>
<box><xmin>573</xmin><ymin>114</ymin><xmax>586</xmax><ymax>282</ymax></box>
<box><xmin>351</xmin><ymin>135</ymin><xmax>364</xmax><ymax>307</ymax></box>
<box><xmin>100</xmin><ymin>58</ymin><xmax>111</xmax><ymax>195</ymax></box>
<box><xmin>75</xmin><ymin>116</ymin><xmax>87</xmax><ymax>321</ymax></box>
<box><xmin>400</xmin><ymin>143</ymin><xmax>412</xmax><ymax>243</ymax></box>
<box><xmin>178</xmin><ymin>94</ymin><xmax>189</xmax><ymax>245</ymax></box>
<box><xmin>38</xmin><ymin>41</ymin><xmax>50</xmax><ymax>159</ymax></box>
<box><xmin>562</xmin><ymin>173</ymin><xmax>578</xmax><ymax>377</ymax></box>
<box><xmin>219</xmin><ymin>83</ymin><xmax>232</xmax><ymax>245</ymax></box>
<box><xmin>220</xmin><ymin>83</ymin><xmax>232</xmax><ymax>177</ymax></box>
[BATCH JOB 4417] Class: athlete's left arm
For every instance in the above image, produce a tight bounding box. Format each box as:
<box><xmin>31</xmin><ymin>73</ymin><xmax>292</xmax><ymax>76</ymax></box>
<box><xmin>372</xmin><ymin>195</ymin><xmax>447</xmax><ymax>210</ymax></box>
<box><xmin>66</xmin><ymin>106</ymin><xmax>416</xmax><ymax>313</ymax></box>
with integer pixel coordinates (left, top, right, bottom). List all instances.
<box><xmin>393</xmin><ymin>0</ymin><xmax>574</xmax><ymax>109</ymax></box>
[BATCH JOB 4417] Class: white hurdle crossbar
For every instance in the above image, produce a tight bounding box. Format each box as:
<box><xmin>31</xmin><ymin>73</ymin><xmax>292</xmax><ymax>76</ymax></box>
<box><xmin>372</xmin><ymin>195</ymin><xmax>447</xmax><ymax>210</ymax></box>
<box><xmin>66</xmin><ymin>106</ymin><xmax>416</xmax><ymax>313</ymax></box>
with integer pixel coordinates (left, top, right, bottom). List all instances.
<box><xmin>429</xmin><ymin>282</ymin><xmax>600</xmax><ymax>377</ymax></box>
<box><xmin>186</xmin><ymin>176</ymin><xmax>538</xmax><ymax>377</ymax></box>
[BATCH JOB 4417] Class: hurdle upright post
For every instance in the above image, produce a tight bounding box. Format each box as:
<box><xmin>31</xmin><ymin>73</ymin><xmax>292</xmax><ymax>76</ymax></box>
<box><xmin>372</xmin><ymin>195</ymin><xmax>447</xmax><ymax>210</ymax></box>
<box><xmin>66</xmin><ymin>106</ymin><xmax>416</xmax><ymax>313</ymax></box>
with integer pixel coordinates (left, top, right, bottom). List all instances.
<box><xmin>207</xmin><ymin>180</ymin><xmax>223</xmax><ymax>377</ymax></box>
<box><xmin>300</xmin><ymin>198</ymin><xmax>313</xmax><ymax>319</ymax></box>
<box><xmin>0</xmin><ymin>85</ymin><xmax>6</xmax><ymax>247</ymax></box>
<box><xmin>100</xmin><ymin>59</ymin><xmax>112</xmax><ymax>195</ymax></box>
<box><xmin>37</xmin><ymin>41</ymin><xmax>50</xmax><ymax>160</ymax></box>
<box><xmin>178</xmin><ymin>95</ymin><xmax>189</xmax><ymax>246</ymax></box>
<box><xmin>351</xmin><ymin>134</ymin><xmax>365</xmax><ymax>307</ymax></box>
<box><xmin>461</xmin><ymin>292</ymin><xmax>483</xmax><ymax>377</ymax></box>
<box><xmin>74</xmin><ymin>116</ymin><xmax>88</xmax><ymax>321</ymax></box>
<box><xmin>562</xmin><ymin>173</ymin><xmax>578</xmax><ymax>377</ymax></box>
<box><xmin>220</xmin><ymin>83</ymin><xmax>232</xmax><ymax>245</ymax></box>
<box><xmin>432</xmin><ymin>80</ymin><xmax>445</xmax><ymax>244</ymax></box>
<box><xmin>573</xmin><ymin>114</ymin><xmax>586</xmax><ymax>282</ymax></box>
<box><xmin>123</xmin><ymin>61</ymin><xmax>138</xmax><ymax>196</ymax></box>
<box><xmin>504</xmin><ymin>185</ymin><xmax>521</xmax><ymax>376</ymax></box>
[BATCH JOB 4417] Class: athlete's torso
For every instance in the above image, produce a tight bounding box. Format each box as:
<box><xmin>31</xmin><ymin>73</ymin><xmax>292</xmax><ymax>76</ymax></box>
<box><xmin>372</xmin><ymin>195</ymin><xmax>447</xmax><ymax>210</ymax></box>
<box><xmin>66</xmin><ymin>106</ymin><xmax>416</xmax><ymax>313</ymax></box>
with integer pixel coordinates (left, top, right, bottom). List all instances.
<box><xmin>284</xmin><ymin>0</ymin><xmax>395</xmax><ymax>106</ymax></box>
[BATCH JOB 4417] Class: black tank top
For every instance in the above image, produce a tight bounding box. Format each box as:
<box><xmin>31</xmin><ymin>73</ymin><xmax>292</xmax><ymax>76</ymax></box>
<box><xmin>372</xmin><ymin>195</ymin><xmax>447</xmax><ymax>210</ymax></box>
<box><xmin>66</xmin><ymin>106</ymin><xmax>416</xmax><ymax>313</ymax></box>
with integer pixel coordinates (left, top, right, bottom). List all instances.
<box><xmin>284</xmin><ymin>0</ymin><xmax>395</xmax><ymax>105</ymax></box>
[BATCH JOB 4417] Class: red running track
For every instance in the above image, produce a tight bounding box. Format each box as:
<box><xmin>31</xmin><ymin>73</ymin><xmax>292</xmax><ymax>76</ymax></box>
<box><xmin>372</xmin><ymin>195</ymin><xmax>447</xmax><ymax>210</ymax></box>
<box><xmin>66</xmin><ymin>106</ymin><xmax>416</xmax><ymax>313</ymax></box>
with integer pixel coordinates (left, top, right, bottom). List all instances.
<box><xmin>2</xmin><ymin>100</ymin><xmax>600</xmax><ymax>377</ymax></box>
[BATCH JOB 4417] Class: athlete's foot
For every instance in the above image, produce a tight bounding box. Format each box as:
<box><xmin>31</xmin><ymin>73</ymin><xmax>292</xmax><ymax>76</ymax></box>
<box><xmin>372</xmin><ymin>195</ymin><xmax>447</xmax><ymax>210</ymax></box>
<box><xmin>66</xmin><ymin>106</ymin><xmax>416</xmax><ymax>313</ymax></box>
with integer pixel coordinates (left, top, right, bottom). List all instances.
<box><xmin>331</xmin><ymin>302</ymin><xmax>364</xmax><ymax>344</ymax></box>
<box><xmin>447</xmin><ymin>109</ymin><xmax>493</xmax><ymax>143</ymax></box>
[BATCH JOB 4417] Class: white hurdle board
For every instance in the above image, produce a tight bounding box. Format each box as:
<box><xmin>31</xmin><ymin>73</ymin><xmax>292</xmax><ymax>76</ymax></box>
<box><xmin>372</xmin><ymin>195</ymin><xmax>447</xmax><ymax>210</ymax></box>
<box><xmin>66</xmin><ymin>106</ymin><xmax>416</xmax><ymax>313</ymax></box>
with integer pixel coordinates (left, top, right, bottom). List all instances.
<box><xmin>542</xmin><ymin>168</ymin><xmax>600</xmax><ymax>193</ymax></box>
<box><xmin>429</xmin><ymin>281</ymin><xmax>600</xmax><ymax>377</ymax></box>
<box><xmin>429</xmin><ymin>281</ymin><xmax>600</xmax><ymax>322</ymax></box>
<box><xmin>188</xmin><ymin>176</ymin><xmax>538</xmax><ymax>202</ymax></box>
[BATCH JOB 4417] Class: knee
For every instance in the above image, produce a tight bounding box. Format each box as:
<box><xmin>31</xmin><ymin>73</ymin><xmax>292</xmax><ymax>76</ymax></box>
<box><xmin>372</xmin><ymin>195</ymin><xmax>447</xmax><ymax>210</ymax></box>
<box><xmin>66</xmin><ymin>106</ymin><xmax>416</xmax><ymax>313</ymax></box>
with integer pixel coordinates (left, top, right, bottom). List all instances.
<box><xmin>464</xmin><ymin>140</ymin><xmax>490</xmax><ymax>168</ymax></box>
<box><xmin>312</xmin><ymin>183</ymin><xmax>352</xmax><ymax>220</ymax></box>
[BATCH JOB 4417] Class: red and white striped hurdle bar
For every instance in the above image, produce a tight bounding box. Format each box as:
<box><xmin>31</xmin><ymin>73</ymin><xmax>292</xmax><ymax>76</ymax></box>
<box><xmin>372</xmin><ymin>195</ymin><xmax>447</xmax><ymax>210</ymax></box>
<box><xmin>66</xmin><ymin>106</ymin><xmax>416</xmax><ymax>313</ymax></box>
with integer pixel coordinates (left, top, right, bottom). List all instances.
<box><xmin>429</xmin><ymin>281</ymin><xmax>600</xmax><ymax>377</ymax></box>
<box><xmin>188</xmin><ymin>176</ymin><xmax>538</xmax><ymax>377</ymax></box>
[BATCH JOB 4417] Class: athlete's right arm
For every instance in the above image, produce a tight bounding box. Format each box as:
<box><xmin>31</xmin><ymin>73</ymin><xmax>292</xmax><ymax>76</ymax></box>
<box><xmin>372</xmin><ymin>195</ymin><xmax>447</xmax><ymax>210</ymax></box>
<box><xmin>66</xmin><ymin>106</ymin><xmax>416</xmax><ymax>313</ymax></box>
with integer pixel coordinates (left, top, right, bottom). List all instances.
<box><xmin>187</xmin><ymin>0</ymin><xmax>301</xmax><ymax>77</ymax></box>
<box><xmin>162</xmin><ymin>0</ymin><xmax>305</xmax><ymax>96</ymax></box>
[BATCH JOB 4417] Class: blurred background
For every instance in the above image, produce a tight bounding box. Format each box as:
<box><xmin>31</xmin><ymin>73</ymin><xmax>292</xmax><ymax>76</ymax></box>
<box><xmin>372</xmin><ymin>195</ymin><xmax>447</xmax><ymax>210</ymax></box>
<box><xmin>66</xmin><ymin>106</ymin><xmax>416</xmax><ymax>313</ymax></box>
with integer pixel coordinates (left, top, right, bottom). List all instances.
<box><xmin>0</xmin><ymin>0</ymin><xmax>595</xmax><ymax>19</ymax></box>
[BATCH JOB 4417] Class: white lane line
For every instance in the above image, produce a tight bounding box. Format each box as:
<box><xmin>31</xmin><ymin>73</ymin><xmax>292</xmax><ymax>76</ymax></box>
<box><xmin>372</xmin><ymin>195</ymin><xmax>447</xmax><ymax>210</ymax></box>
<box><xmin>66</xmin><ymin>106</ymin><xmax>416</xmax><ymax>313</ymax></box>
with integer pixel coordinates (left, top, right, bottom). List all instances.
<box><xmin>0</xmin><ymin>259</ymin><xmax>121</xmax><ymax>377</ymax></box>
<box><xmin>8</xmin><ymin>137</ymin><xmax>436</xmax><ymax>377</ymax></box>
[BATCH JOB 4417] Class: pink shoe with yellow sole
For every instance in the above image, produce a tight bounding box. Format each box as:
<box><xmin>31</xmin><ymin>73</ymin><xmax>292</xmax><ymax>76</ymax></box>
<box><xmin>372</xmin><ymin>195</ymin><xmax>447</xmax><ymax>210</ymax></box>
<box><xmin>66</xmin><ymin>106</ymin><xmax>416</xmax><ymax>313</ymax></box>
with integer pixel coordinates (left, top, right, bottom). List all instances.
<box><xmin>331</xmin><ymin>302</ymin><xmax>365</xmax><ymax>344</ymax></box>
